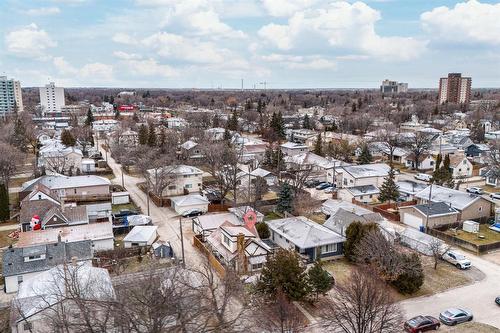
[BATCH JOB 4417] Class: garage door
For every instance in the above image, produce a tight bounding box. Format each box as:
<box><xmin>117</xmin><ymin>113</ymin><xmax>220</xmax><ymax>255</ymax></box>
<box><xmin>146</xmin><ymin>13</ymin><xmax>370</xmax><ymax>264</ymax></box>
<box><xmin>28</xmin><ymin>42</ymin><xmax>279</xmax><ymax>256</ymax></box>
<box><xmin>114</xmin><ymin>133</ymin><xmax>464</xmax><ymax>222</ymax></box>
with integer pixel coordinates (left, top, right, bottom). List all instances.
<box><xmin>403</xmin><ymin>213</ymin><xmax>423</xmax><ymax>230</ymax></box>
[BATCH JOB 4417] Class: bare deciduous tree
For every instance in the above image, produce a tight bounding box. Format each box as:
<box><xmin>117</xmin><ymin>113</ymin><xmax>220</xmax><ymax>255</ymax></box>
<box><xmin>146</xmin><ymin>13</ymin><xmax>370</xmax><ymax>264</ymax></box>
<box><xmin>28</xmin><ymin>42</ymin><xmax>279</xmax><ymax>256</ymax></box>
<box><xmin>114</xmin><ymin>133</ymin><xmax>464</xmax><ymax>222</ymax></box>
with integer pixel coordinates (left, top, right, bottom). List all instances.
<box><xmin>253</xmin><ymin>290</ymin><xmax>306</xmax><ymax>333</ymax></box>
<box><xmin>428</xmin><ymin>238</ymin><xmax>450</xmax><ymax>270</ymax></box>
<box><xmin>319</xmin><ymin>267</ymin><xmax>403</xmax><ymax>333</ymax></box>
<box><xmin>405</xmin><ymin>132</ymin><xmax>433</xmax><ymax>171</ymax></box>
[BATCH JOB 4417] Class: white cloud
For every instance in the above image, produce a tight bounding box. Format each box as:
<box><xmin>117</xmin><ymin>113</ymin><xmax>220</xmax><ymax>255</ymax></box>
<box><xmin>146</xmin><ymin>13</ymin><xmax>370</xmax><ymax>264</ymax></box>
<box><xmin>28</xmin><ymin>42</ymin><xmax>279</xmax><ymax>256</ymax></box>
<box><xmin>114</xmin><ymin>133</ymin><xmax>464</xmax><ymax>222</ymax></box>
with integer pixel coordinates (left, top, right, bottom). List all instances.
<box><xmin>112</xmin><ymin>33</ymin><xmax>137</xmax><ymax>45</ymax></box>
<box><xmin>261</xmin><ymin>53</ymin><xmax>336</xmax><ymax>70</ymax></box>
<box><xmin>121</xmin><ymin>58</ymin><xmax>177</xmax><ymax>77</ymax></box>
<box><xmin>26</xmin><ymin>7</ymin><xmax>61</xmax><ymax>16</ymax></box>
<box><xmin>261</xmin><ymin>0</ymin><xmax>318</xmax><ymax>17</ymax></box>
<box><xmin>53</xmin><ymin>56</ymin><xmax>78</xmax><ymax>75</ymax></box>
<box><xmin>142</xmin><ymin>32</ymin><xmax>227</xmax><ymax>64</ymax></box>
<box><xmin>80</xmin><ymin>63</ymin><xmax>113</xmax><ymax>80</ymax></box>
<box><xmin>421</xmin><ymin>0</ymin><xmax>500</xmax><ymax>45</ymax></box>
<box><xmin>113</xmin><ymin>51</ymin><xmax>142</xmax><ymax>60</ymax></box>
<box><xmin>5</xmin><ymin>23</ymin><xmax>57</xmax><ymax>59</ymax></box>
<box><xmin>258</xmin><ymin>1</ymin><xmax>427</xmax><ymax>60</ymax></box>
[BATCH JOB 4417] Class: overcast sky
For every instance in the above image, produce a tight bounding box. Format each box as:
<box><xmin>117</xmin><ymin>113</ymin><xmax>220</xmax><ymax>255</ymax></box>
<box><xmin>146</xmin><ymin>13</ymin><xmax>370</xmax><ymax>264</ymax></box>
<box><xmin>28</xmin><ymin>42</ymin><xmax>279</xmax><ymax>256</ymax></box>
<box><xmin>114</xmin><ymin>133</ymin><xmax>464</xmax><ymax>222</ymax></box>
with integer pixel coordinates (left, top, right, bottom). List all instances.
<box><xmin>1</xmin><ymin>0</ymin><xmax>500</xmax><ymax>89</ymax></box>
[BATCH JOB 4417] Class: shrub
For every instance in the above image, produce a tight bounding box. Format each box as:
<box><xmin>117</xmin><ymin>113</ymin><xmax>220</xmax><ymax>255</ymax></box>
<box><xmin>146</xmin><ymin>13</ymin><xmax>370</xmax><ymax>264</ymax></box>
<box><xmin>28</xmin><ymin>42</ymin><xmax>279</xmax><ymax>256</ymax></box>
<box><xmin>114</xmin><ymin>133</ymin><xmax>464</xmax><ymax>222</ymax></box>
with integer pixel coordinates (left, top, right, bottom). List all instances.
<box><xmin>256</xmin><ymin>222</ymin><xmax>270</xmax><ymax>239</ymax></box>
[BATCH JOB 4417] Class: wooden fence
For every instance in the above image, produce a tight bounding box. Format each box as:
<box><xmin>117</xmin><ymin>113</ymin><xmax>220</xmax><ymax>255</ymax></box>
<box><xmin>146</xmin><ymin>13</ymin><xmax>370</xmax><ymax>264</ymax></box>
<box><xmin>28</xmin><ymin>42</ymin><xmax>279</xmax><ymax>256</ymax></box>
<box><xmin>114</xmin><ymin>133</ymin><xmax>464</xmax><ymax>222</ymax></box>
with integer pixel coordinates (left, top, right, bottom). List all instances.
<box><xmin>192</xmin><ymin>235</ymin><xmax>226</xmax><ymax>277</ymax></box>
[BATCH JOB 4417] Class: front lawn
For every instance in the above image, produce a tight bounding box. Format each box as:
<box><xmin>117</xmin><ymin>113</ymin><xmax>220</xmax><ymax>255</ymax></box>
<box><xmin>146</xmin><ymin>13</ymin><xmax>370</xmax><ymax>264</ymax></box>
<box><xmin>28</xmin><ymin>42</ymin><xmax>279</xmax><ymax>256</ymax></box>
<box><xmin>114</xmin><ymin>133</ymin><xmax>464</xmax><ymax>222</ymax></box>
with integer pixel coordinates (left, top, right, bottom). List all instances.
<box><xmin>445</xmin><ymin>224</ymin><xmax>500</xmax><ymax>245</ymax></box>
<box><xmin>264</xmin><ymin>211</ymin><xmax>283</xmax><ymax>221</ymax></box>
<box><xmin>0</xmin><ymin>229</ymin><xmax>18</xmax><ymax>248</ymax></box>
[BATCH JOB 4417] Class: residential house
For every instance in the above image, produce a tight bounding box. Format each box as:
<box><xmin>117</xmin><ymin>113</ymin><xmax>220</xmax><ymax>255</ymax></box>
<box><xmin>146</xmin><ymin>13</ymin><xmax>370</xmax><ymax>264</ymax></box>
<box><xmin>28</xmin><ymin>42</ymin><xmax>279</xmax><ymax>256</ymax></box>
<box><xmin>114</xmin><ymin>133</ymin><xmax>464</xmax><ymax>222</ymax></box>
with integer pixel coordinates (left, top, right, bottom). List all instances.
<box><xmin>237</xmin><ymin>166</ymin><xmax>277</xmax><ymax>187</ymax></box>
<box><xmin>16</xmin><ymin>222</ymin><xmax>114</xmax><ymax>252</ymax></box>
<box><xmin>170</xmin><ymin>194</ymin><xmax>209</xmax><ymax>215</ymax></box>
<box><xmin>2</xmin><ymin>238</ymin><xmax>93</xmax><ymax>293</ymax></box>
<box><xmin>205</xmin><ymin>221</ymin><xmax>270</xmax><ymax>274</ymax></box>
<box><xmin>267</xmin><ymin>216</ymin><xmax>345</xmax><ymax>262</ymax></box>
<box><xmin>180</xmin><ymin>140</ymin><xmax>203</xmax><ymax>160</ymax></box>
<box><xmin>123</xmin><ymin>226</ymin><xmax>158</xmax><ymax>248</ymax></box>
<box><xmin>338</xmin><ymin>163</ymin><xmax>391</xmax><ymax>188</ymax></box>
<box><xmin>285</xmin><ymin>152</ymin><xmax>348</xmax><ymax>183</ymax></box>
<box><xmin>117</xmin><ymin>129</ymin><xmax>138</xmax><ymax>147</ymax></box>
<box><xmin>10</xmin><ymin>263</ymin><xmax>114</xmax><ymax>332</ymax></box>
<box><xmin>148</xmin><ymin>165</ymin><xmax>203</xmax><ymax>197</ymax></box>
<box><xmin>38</xmin><ymin>143</ymin><xmax>84</xmax><ymax>175</ymax></box>
<box><xmin>415</xmin><ymin>185</ymin><xmax>493</xmax><ymax>221</ymax></box>
<box><xmin>288</xmin><ymin>129</ymin><xmax>317</xmax><ymax>145</ymax></box>
<box><xmin>204</xmin><ymin>127</ymin><xmax>226</xmax><ymax>141</ymax></box>
<box><xmin>448</xmin><ymin>154</ymin><xmax>473</xmax><ymax>178</ymax></box>
<box><xmin>337</xmin><ymin>185</ymin><xmax>380</xmax><ymax>204</ymax></box>
<box><xmin>400</xmin><ymin>115</ymin><xmax>426</xmax><ymax>132</ymax></box>
<box><xmin>396</xmin><ymin>180</ymin><xmax>428</xmax><ymax>201</ymax></box>
<box><xmin>399</xmin><ymin>202</ymin><xmax>459</xmax><ymax>230</ymax></box>
<box><xmin>166</xmin><ymin>117</ymin><xmax>188</xmax><ymax>129</ymax></box>
<box><xmin>322</xmin><ymin>200</ymin><xmax>383</xmax><ymax>236</ymax></box>
<box><xmin>465</xmin><ymin>144</ymin><xmax>490</xmax><ymax>163</ymax></box>
<box><xmin>483</xmin><ymin>169</ymin><xmax>499</xmax><ymax>187</ymax></box>
<box><xmin>403</xmin><ymin>152</ymin><xmax>436</xmax><ymax>171</ymax></box>
<box><xmin>280</xmin><ymin>142</ymin><xmax>309</xmax><ymax>157</ymax></box>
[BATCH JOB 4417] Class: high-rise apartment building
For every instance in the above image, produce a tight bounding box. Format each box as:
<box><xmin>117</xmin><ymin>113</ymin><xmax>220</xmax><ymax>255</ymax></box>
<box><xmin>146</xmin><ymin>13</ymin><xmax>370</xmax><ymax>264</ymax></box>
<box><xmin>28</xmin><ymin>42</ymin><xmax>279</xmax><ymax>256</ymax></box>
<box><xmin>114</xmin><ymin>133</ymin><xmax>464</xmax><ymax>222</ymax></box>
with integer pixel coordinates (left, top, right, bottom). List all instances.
<box><xmin>380</xmin><ymin>79</ymin><xmax>408</xmax><ymax>94</ymax></box>
<box><xmin>438</xmin><ymin>73</ymin><xmax>471</xmax><ymax>104</ymax></box>
<box><xmin>39</xmin><ymin>82</ymin><xmax>65</xmax><ymax>114</ymax></box>
<box><xmin>0</xmin><ymin>76</ymin><xmax>24</xmax><ymax>115</ymax></box>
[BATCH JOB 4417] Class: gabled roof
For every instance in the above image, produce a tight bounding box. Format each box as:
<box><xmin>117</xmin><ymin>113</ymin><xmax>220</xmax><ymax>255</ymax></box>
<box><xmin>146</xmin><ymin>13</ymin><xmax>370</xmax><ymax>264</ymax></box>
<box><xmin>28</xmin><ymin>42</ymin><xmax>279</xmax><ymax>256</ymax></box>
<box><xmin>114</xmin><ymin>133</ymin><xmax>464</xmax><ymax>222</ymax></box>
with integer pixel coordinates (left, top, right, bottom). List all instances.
<box><xmin>267</xmin><ymin>216</ymin><xmax>345</xmax><ymax>249</ymax></box>
<box><xmin>342</xmin><ymin>163</ymin><xmax>390</xmax><ymax>179</ymax></box>
<box><xmin>345</xmin><ymin>185</ymin><xmax>379</xmax><ymax>196</ymax></box>
<box><xmin>170</xmin><ymin>194</ymin><xmax>209</xmax><ymax>207</ymax></box>
<box><xmin>281</xmin><ymin>141</ymin><xmax>308</xmax><ymax>149</ymax></box>
<box><xmin>415</xmin><ymin>185</ymin><xmax>488</xmax><ymax>211</ymax></box>
<box><xmin>322</xmin><ymin>199</ymin><xmax>373</xmax><ymax>216</ymax></box>
<box><xmin>123</xmin><ymin>226</ymin><xmax>158</xmax><ymax>243</ymax></box>
<box><xmin>20</xmin><ymin>199</ymin><xmax>60</xmax><ymax>224</ymax></box>
<box><xmin>448</xmin><ymin>154</ymin><xmax>470</xmax><ymax>168</ymax></box>
<box><xmin>180</xmin><ymin>140</ymin><xmax>198</xmax><ymax>150</ymax></box>
<box><xmin>194</xmin><ymin>212</ymin><xmax>243</xmax><ymax>231</ymax></box>
<box><xmin>409</xmin><ymin>201</ymin><xmax>459</xmax><ymax>217</ymax></box>
<box><xmin>396</xmin><ymin>180</ymin><xmax>428</xmax><ymax>195</ymax></box>
<box><xmin>23</xmin><ymin>184</ymin><xmax>60</xmax><ymax>204</ymax></box>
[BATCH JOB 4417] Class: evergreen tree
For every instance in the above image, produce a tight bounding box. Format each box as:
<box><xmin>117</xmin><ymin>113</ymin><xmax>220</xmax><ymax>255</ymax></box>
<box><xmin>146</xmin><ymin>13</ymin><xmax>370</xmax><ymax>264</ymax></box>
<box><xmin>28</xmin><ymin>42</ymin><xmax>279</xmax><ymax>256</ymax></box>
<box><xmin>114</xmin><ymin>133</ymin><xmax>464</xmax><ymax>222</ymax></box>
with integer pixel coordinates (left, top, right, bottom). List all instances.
<box><xmin>432</xmin><ymin>153</ymin><xmax>443</xmax><ymax>184</ymax></box>
<box><xmin>277</xmin><ymin>182</ymin><xmax>293</xmax><ymax>214</ymax></box>
<box><xmin>223</xmin><ymin>125</ymin><xmax>232</xmax><ymax>141</ymax></box>
<box><xmin>379</xmin><ymin>166</ymin><xmax>399</xmax><ymax>203</ymax></box>
<box><xmin>441</xmin><ymin>154</ymin><xmax>454</xmax><ymax>188</ymax></box>
<box><xmin>303</xmin><ymin>114</ymin><xmax>311</xmax><ymax>129</ymax></box>
<box><xmin>157</xmin><ymin>128</ymin><xmax>166</xmax><ymax>149</ymax></box>
<box><xmin>212</xmin><ymin>114</ymin><xmax>220</xmax><ymax>128</ymax></box>
<box><xmin>61</xmin><ymin>129</ymin><xmax>76</xmax><ymax>147</ymax></box>
<box><xmin>313</xmin><ymin>133</ymin><xmax>323</xmax><ymax>156</ymax></box>
<box><xmin>12</xmin><ymin>118</ymin><xmax>27</xmax><ymax>152</ymax></box>
<box><xmin>344</xmin><ymin>222</ymin><xmax>378</xmax><ymax>261</ymax></box>
<box><xmin>114</xmin><ymin>108</ymin><xmax>121</xmax><ymax>119</ymax></box>
<box><xmin>147</xmin><ymin>125</ymin><xmax>156</xmax><ymax>147</ymax></box>
<box><xmin>263</xmin><ymin>147</ymin><xmax>273</xmax><ymax>166</ymax></box>
<box><xmin>257</xmin><ymin>249</ymin><xmax>310</xmax><ymax>301</ymax></box>
<box><xmin>256</xmin><ymin>222</ymin><xmax>270</xmax><ymax>239</ymax></box>
<box><xmin>358</xmin><ymin>143</ymin><xmax>373</xmax><ymax>164</ymax></box>
<box><xmin>85</xmin><ymin>108</ymin><xmax>94</xmax><ymax>126</ymax></box>
<box><xmin>391</xmin><ymin>253</ymin><xmax>424</xmax><ymax>294</ymax></box>
<box><xmin>276</xmin><ymin>111</ymin><xmax>285</xmax><ymax>139</ymax></box>
<box><xmin>272</xmin><ymin>148</ymin><xmax>284</xmax><ymax>171</ymax></box>
<box><xmin>308</xmin><ymin>261</ymin><xmax>334</xmax><ymax>300</ymax></box>
<box><xmin>228</xmin><ymin>110</ymin><xmax>239</xmax><ymax>131</ymax></box>
<box><xmin>138</xmin><ymin>125</ymin><xmax>148</xmax><ymax>145</ymax></box>
<box><xmin>0</xmin><ymin>183</ymin><xmax>9</xmax><ymax>221</ymax></box>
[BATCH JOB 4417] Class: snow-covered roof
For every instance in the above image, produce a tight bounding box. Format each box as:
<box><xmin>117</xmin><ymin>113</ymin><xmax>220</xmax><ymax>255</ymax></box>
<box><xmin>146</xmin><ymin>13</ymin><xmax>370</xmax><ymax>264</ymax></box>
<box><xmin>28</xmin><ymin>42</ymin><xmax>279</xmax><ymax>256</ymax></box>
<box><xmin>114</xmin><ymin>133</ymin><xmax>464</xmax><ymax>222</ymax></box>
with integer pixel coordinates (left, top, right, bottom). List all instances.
<box><xmin>321</xmin><ymin>199</ymin><xmax>373</xmax><ymax>216</ymax></box>
<box><xmin>346</xmin><ymin>185</ymin><xmax>380</xmax><ymax>196</ymax></box>
<box><xmin>123</xmin><ymin>226</ymin><xmax>158</xmax><ymax>243</ymax></box>
<box><xmin>281</xmin><ymin>141</ymin><xmax>308</xmax><ymax>149</ymax></box>
<box><xmin>170</xmin><ymin>194</ymin><xmax>209</xmax><ymax>207</ymax></box>
<box><xmin>267</xmin><ymin>216</ymin><xmax>345</xmax><ymax>249</ymax></box>
<box><xmin>342</xmin><ymin>163</ymin><xmax>390</xmax><ymax>178</ymax></box>
<box><xmin>180</xmin><ymin>140</ymin><xmax>198</xmax><ymax>150</ymax></box>
<box><xmin>415</xmin><ymin>185</ymin><xmax>486</xmax><ymax>211</ymax></box>
<box><xmin>22</xmin><ymin>175</ymin><xmax>111</xmax><ymax>191</ymax></box>
<box><xmin>396</xmin><ymin>180</ymin><xmax>427</xmax><ymax>195</ymax></box>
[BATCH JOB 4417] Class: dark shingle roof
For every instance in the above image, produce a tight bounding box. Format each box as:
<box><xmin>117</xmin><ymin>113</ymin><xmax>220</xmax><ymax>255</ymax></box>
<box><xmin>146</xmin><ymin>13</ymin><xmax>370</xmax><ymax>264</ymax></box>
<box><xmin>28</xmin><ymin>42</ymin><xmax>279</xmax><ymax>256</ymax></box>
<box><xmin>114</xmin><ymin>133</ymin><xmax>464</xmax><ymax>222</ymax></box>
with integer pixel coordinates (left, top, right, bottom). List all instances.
<box><xmin>19</xmin><ymin>200</ymin><xmax>60</xmax><ymax>224</ymax></box>
<box><xmin>413</xmin><ymin>202</ymin><xmax>458</xmax><ymax>217</ymax></box>
<box><xmin>2</xmin><ymin>240</ymin><xmax>93</xmax><ymax>277</ymax></box>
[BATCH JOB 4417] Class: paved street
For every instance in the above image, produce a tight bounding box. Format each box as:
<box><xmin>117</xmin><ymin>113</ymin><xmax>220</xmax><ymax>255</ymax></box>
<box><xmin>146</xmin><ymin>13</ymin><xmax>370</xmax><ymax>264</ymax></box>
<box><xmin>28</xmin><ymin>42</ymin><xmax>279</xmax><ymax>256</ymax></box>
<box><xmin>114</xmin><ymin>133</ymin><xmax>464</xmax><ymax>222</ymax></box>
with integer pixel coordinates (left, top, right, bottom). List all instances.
<box><xmin>400</xmin><ymin>251</ymin><xmax>500</xmax><ymax>329</ymax></box>
<box><xmin>99</xmin><ymin>145</ymin><xmax>202</xmax><ymax>267</ymax></box>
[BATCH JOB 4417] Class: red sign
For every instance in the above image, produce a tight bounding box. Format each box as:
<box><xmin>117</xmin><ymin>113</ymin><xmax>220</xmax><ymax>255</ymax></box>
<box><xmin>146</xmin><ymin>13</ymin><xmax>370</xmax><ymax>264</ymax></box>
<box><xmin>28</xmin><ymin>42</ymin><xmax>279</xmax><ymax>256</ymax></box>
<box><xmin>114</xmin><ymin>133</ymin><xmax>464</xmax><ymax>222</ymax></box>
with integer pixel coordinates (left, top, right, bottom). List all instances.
<box><xmin>118</xmin><ymin>105</ymin><xmax>135</xmax><ymax>111</ymax></box>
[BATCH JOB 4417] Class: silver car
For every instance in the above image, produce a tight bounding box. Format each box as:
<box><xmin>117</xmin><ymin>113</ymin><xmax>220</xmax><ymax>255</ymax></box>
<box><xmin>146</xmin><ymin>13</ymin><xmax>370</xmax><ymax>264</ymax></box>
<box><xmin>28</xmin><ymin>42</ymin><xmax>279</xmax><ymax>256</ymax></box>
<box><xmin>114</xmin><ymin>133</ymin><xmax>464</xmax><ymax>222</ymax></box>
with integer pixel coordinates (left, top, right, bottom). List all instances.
<box><xmin>439</xmin><ymin>308</ymin><xmax>473</xmax><ymax>326</ymax></box>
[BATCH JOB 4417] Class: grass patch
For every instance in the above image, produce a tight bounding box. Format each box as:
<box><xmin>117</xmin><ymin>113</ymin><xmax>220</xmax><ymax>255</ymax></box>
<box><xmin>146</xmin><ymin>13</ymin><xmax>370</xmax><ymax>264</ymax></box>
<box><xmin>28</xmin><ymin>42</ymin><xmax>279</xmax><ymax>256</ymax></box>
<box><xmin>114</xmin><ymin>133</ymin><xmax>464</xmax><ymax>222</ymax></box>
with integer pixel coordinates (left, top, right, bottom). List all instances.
<box><xmin>0</xmin><ymin>229</ymin><xmax>18</xmax><ymax>248</ymax></box>
<box><xmin>9</xmin><ymin>176</ymin><xmax>32</xmax><ymax>188</ymax></box>
<box><xmin>112</xmin><ymin>202</ymin><xmax>140</xmax><ymax>214</ymax></box>
<box><xmin>264</xmin><ymin>211</ymin><xmax>283</xmax><ymax>221</ymax></box>
<box><xmin>307</xmin><ymin>212</ymin><xmax>327</xmax><ymax>224</ymax></box>
<box><xmin>445</xmin><ymin>224</ymin><xmax>500</xmax><ymax>245</ymax></box>
<box><xmin>9</xmin><ymin>192</ymin><xmax>18</xmax><ymax>207</ymax></box>
<box><xmin>323</xmin><ymin>258</ymin><xmax>354</xmax><ymax>285</ymax></box>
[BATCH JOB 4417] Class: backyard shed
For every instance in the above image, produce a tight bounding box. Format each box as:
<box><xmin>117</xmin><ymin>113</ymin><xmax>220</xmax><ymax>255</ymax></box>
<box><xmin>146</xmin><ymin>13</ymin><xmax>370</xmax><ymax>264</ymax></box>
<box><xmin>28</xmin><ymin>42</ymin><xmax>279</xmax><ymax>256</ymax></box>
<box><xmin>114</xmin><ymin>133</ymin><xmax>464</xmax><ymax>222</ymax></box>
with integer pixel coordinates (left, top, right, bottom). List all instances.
<box><xmin>123</xmin><ymin>226</ymin><xmax>158</xmax><ymax>248</ymax></box>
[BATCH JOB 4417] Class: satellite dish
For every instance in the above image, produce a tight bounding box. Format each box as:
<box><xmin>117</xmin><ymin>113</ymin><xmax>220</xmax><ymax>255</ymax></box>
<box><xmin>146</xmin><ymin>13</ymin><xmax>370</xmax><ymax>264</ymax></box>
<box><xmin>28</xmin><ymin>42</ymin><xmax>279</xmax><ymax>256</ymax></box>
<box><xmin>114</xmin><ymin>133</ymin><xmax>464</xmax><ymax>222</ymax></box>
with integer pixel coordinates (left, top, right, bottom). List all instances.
<box><xmin>243</xmin><ymin>210</ymin><xmax>257</xmax><ymax>229</ymax></box>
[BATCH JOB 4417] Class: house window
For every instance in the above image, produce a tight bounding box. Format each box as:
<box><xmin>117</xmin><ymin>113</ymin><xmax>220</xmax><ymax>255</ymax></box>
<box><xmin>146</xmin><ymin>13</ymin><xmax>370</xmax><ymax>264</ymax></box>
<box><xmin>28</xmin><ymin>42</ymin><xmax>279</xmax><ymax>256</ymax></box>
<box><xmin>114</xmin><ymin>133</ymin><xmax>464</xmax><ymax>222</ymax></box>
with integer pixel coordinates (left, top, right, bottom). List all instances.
<box><xmin>223</xmin><ymin>234</ymin><xmax>230</xmax><ymax>246</ymax></box>
<box><xmin>430</xmin><ymin>161</ymin><xmax>434</xmax><ymax>166</ymax></box>
<box><xmin>17</xmin><ymin>275</ymin><xmax>23</xmax><ymax>284</ymax></box>
<box><xmin>168</xmin><ymin>185</ymin><xmax>176</xmax><ymax>190</ymax></box>
<box><xmin>252</xmin><ymin>263</ymin><xmax>263</xmax><ymax>270</ymax></box>
<box><xmin>359</xmin><ymin>195</ymin><xmax>363</xmax><ymax>200</ymax></box>
<box><xmin>183</xmin><ymin>175</ymin><xmax>189</xmax><ymax>178</ymax></box>
<box><xmin>369</xmin><ymin>195</ymin><xmax>373</xmax><ymax>198</ymax></box>
<box><xmin>321</xmin><ymin>243</ymin><xmax>337</xmax><ymax>254</ymax></box>
<box><xmin>185</xmin><ymin>184</ymin><xmax>192</xmax><ymax>189</ymax></box>
<box><xmin>23</xmin><ymin>322</ymin><xmax>33</xmax><ymax>331</ymax></box>
<box><xmin>478</xmin><ymin>207</ymin><xmax>483</xmax><ymax>212</ymax></box>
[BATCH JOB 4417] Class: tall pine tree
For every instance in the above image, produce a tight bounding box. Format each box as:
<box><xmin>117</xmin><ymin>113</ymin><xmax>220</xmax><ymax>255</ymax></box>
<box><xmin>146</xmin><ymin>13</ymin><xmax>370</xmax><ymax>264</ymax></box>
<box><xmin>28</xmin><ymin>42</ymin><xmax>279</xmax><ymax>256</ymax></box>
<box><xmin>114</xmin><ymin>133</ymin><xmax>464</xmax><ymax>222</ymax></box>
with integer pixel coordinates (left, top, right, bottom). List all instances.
<box><xmin>61</xmin><ymin>129</ymin><xmax>76</xmax><ymax>147</ymax></box>
<box><xmin>138</xmin><ymin>124</ymin><xmax>148</xmax><ymax>145</ymax></box>
<box><xmin>85</xmin><ymin>108</ymin><xmax>94</xmax><ymax>126</ymax></box>
<box><xmin>313</xmin><ymin>133</ymin><xmax>323</xmax><ymax>156</ymax></box>
<box><xmin>0</xmin><ymin>183</ymin><xmax>9</xmax><ymax>221</ymax></box>
<box><xmin>303</xmin><ymin>114</ymin><xmax>311</xmax><ymax>129</ymax></box>
<box><xmin>277</xmin><ymin>182</ymin><xmax>293</xmax><ymax>214</ymax></box>
<box><xmin>379</xmin><ymin>166</ymin><xmax>399</xmax><ymax>203</ymax></box>
<box><xmin>147</xmin><ymin>125</ymin><xmax>157</xmax><ymax>147</ymax></box>
<box><xmin>358</xmin><ymin>143</ymin><xmax>373</xmax><ymax>164</ymax></box>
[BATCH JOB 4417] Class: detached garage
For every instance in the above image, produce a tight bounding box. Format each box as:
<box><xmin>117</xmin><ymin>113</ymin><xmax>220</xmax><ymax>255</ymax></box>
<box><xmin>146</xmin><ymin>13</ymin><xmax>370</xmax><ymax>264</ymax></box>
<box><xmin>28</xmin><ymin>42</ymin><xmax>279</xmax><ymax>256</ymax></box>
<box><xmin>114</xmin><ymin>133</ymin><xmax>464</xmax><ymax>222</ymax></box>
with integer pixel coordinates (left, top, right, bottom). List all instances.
<box><xmin>399</xmin><ymin>202</ymin><xmax>459</xmax><ymax>230</ymax></box>
<box><xmin>170</xmin><ymin>194</ymin><xmax>209</xmax><ymax>216</ymax></box>
<box><xmin>123</xmin><ymin>226</ymin><xmax>158</xmax><ymax>248</ymax></box>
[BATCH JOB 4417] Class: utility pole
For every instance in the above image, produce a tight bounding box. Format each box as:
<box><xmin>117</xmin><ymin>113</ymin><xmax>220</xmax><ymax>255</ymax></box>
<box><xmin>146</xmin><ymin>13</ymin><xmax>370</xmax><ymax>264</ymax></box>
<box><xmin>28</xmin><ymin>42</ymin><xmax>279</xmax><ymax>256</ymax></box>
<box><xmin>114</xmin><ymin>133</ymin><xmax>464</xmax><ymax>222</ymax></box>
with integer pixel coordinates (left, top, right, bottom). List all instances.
<box><xmin>121</xmin><ymin>169</ymin><xmax>124</xmax><ymax>188</ymax></box>
<box><xmin>179</xmin><ymin>216</ymin><xmax>185</xmax><ymax>268</ymax></box>
<box><xmin>424</xmin><ymin>183</ymin><xmax>433</xmax><ymax>232</ymax></box>
<box><xmin>146</xmin><ymin>182</ymin><xmax>150</xmax><ymax>216</ymax></box>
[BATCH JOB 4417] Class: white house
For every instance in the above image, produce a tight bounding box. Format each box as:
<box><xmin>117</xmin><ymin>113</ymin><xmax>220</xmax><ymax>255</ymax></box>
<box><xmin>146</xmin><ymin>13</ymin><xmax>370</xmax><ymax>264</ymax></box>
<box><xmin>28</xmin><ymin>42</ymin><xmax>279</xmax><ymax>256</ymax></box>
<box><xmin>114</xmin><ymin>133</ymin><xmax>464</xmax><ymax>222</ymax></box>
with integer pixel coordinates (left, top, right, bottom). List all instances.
<box><xmin>123</xmin><ymin>226</ymin><xmax>158</xmax><ymax>248</ymax></box>
<box><xmin>166</xmin><ymin>117</ymin><xmax>188</xmax><ymax>129</ymax></box>
<box><xmin>39</xmin><ymin>145</ymin><xmax>84</xmax><ymax>174</ymax></box>
<box><xmin>403</xmin><ymin>153</ymin><xmax>436</xmax><ymax>171</ymax></box>
<box><xmin>280</xmin><ymin>142</ymin><xmax>308</xmax><ymax>156</ymax></box>
<box><xmin>448</xmin><ymin>154</ymin><xmax>473</xmax><ymax>178</ymax></box>
<box><xmin>148</xmin><ymin>165</ymin><xmax>203</xmax><ymax>197</ymax></box>
<box><xmin>237</xmin><ymin>166</ymin><xmax>277</xmax><ymax>187</ymax></box>
<box><xmin>170</xmin><ymin>194</ymin><xmax>210</xmax><ymax>215</ymax></box>
<box><xmin>338</xmin><ymin>163</ymin><xmax>391</xmax><ymax>188</ymax></box>
<box><xmin>337</xmin><ymin>185</ymin><xmax>380</xmax><ymax>204</ymax></box>
<box><xmin>267</xmin><ymin>216</ymin><xmax>345</xmax><ymax>262</ymax></box>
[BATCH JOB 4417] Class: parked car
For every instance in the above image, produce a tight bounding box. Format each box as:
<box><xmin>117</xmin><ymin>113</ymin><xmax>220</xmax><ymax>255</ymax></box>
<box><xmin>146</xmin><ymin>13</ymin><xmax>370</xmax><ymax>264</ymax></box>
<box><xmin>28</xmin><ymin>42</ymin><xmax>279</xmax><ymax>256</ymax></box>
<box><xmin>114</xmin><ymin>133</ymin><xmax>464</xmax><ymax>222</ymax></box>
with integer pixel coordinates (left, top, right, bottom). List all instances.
<box><xmin>305</xmin><ymin>179</ymin><xmax>322</xmax><ymax>188</ymax></box>
<box><xmin>404</xmin><ymin>315</ymin><xmax>440</xmax><ymax>332</ymax></box>
<box><xmin>315</xmin><ymin>182</ymin><xmax>332</xmax><ymax>190</ymax></box>
<box><xmin>414</xmin><ymin>173</ymin><xmax>432</xmax><ymax>182</ymax></box>
<box><xmin>324</xmin><ymin>186</ymin><xmax>335</xmax><ymax>193</ymax></box>
<box><xmin>112</xmin><ymin>209</ymin><xmax>139</xmax><ymax>222</ymax></box>
<box><xmin>489</xmin><ymin>192</ymin><xmax>500</xmax><ymax>199</ymax></box>
<box><xmin>466</xmin><ymin>187</ymin><xmax>483</xmax><ymax>194</ymax></box>
<box><xmin>439</xmin><ymin>308</ymin><xmax>473</xmax><ymax>326</ymax></box>
<box><xmin>495</xmin><ymin>296</ymin><xmax>500</xmax><ymax>306</ymax></box>
<box><xmin>182</xmin><ymin>209</ymin><xmax>204</xmax><ymax>218</ymax></box>
<box><xmin>442</xmin><ymin>250</ymin><xmax>471</xmax><ymax>269</ymax></box>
